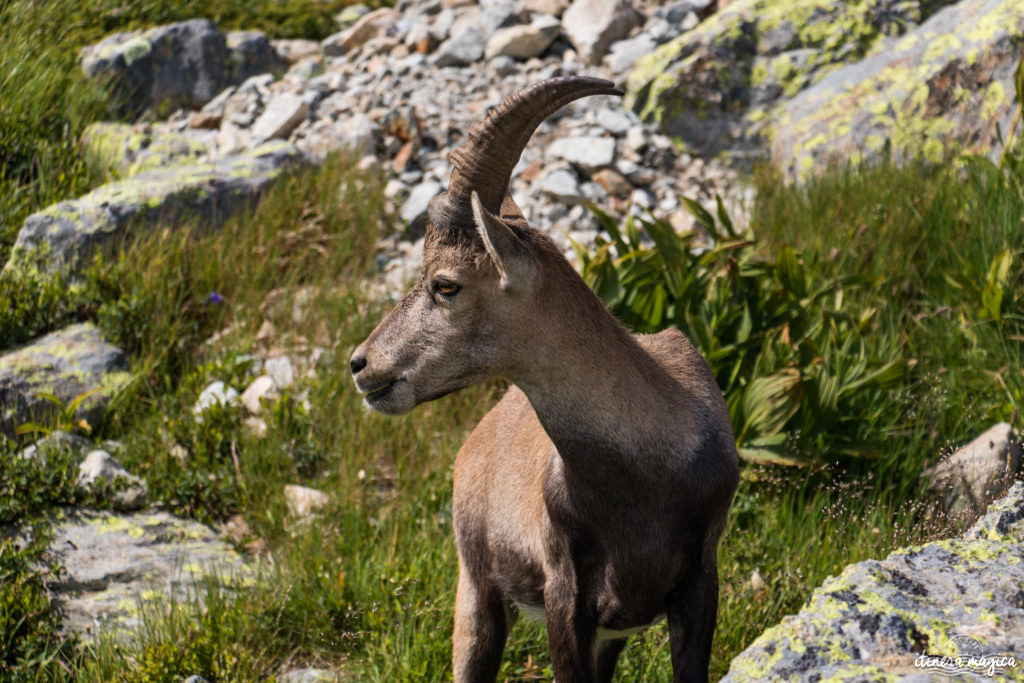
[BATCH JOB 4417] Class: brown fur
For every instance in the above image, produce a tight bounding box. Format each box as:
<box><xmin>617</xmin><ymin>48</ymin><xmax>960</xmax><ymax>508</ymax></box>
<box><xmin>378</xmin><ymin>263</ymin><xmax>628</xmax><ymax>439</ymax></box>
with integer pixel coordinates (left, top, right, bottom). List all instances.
<box><xmin>353</xmin><ymin>203</ymin><xmax>738</xmax><ymax>682</ymax></box>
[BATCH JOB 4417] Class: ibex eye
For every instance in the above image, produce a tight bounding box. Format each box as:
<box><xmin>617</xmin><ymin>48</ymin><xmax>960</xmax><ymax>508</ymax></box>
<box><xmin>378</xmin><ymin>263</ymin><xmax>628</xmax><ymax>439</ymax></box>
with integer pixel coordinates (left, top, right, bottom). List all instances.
<box><xmin>435</xmin><ymin>279</ymin><xmax>461</xmax><ymax>297</ymax></box>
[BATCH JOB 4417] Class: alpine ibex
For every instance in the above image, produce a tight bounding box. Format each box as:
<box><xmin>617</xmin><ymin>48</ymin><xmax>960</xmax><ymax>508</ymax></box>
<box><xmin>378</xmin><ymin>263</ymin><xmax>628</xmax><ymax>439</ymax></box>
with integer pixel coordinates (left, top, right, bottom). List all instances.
<box><xmin>351</xmin><ymin>76</ymin><xmax>739</xmax><ymax>682</ymax></box>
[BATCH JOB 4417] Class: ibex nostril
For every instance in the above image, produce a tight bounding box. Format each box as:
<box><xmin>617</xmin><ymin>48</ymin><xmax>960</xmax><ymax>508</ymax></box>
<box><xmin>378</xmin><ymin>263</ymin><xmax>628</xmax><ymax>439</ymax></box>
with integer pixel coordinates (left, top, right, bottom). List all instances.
<box><xmin>350</xmin><ymin>355</ymin><xmax>367</xmax><ymax>375</ymax></box>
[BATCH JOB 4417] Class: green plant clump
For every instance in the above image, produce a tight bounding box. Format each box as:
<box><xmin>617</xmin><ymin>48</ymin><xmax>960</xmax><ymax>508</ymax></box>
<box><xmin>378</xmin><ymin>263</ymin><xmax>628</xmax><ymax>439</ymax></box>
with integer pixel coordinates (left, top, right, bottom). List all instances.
<box><xmin>577</xmin><ymin>150</ymin><xmax>1023</xmax><ymax>475</ymax></box>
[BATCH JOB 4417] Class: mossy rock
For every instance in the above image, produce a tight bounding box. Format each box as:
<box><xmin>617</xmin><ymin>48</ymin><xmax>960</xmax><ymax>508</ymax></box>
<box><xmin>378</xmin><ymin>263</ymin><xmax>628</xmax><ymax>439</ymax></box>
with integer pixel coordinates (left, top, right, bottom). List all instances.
<box><xmin>722</xmin><ymin>482</ymin><xmax>1024</xmax><ymax>680</ymax></box>
<box><xmin>0</xmin><ymin>322</ymin><xmax>129</xmax><ymax>437</ymax></box>
<box><xmin>80</xmin><ymin>19</ymin><xmax>284</xmax><ymax>119</ymax></box>
<box><xmin>83</xmin><ymin>122</ymin><xmax>207</xmax><ymax>181</ymax></box>
<box><xmin>771</xmin><ymin>0</ymin><xmax>1024</xmax><ymax>179</ymax></box>
<box><xmin>4</xmin><ymin>141</ymin><xmax>305</xmax><ymax>279</ymax></box>
<box><xmin>38</xmin><ymin>508</ymin><xmax>256</xmax><ymax>640</ymax></box>
<box><xmin>626</xmin><ymin>0</ymin><xmax>948</xmax><ymax>159</ymax></box>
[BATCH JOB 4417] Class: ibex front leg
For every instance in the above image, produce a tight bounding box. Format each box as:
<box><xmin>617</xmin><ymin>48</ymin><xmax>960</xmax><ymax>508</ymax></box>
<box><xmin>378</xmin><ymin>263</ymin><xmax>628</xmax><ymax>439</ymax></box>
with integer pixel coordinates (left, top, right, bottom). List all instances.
<box><xmin>544</xmin><ymin>572</ymin><xmax>598</xmax><ymax>682</ymax></box>
<box><xmin>453</xmin><ymin>562</ymin><xmax>509</xmax><ymax>683</ymax></box>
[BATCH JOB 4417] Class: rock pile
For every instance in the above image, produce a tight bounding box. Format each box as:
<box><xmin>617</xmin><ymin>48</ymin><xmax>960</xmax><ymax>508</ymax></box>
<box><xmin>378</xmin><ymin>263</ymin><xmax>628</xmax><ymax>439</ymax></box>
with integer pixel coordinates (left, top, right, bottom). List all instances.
<box><xmin>21</xmin><ymin>0</ymin><xmax>742</xmax><ymax>295</ymax></box>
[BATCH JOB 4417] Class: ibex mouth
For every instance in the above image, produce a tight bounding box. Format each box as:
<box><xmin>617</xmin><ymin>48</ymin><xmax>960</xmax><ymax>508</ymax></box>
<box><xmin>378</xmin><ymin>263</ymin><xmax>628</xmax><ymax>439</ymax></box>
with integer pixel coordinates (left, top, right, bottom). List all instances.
<box><xmin>363</xmin><ymin>379</ymin><xmax>396</xmax><ymax>400</ymax></box>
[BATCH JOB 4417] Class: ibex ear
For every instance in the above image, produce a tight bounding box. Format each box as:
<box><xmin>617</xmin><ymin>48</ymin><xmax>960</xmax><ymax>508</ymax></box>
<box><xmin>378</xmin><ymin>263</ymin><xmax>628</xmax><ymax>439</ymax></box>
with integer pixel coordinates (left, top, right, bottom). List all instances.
<box><xmin>471</xmin><ymin>191</ymin><xmax>537</xmax><ymax>292</ymax></box>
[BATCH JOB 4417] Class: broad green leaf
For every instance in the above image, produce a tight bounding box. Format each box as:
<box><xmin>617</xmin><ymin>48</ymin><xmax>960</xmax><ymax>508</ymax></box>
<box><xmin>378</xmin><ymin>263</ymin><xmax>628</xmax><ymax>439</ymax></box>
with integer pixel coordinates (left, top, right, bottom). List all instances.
<box><xmin>66</xmin><ymin>387</ymin><xmax>103</xmax><ymax>414</ymax></box>
<box><xmin>715</xmin><ymin>194</ymin><xmax>736</xmax><ymax>237</ymax></box>
<box><xmin>586</xmin><ymin>202</ymin><xmax>624</xmax><ymax>248</ymax></box>
<box><xmin>680</xmin><ymin>196</ymin><xmax>719</xmax><ymax>240</ymax></box>
<box><xmin>740</xmin><ymin>368</ymin><xmax>802</xmax><ymax>440</ymax></box>
<box><xmin>775</xmin><ymin>246</ymin><xmax>808</xmax><ymax>298</ymax></box>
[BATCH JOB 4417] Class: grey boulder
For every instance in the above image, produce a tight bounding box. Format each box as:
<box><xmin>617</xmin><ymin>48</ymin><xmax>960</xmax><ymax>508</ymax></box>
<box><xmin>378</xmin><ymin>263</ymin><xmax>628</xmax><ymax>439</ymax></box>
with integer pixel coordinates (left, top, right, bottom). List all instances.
<box><xmin>77</xmin><ymin>449</ymin><xmax>149</xmax><ymax>511</ymax></box>
<box><xmin>0</xmin><ymin>323</ymin><xmax>129</xmax><ymax>437</ymax></box>
<box><xmin>722</xmin><ymin>482</ymin><xmax>1024</xmax><ymax>679</ymax></box>
<box><xmin>41</xmin><ymin>508</ymin><xmax>255</xmax><ymax>639</ymax></box>
<box><xmin>562</xmin><ymin>0</ymin><xmax>643</xmax><ymax>65</ymax></box>
<box><xmin>771</xmin><ymin>0</ymin><xmax>1024</xmax><ymax>179</ymax></box>
<box><xmin>926</xmin><ymin>422</ymin><xmax>1022</xmax><ymax>517</ymax></box>
<box><xmin>81</xmin><ymin>19</ymin><xmax>284</xmax><ymax>118</ymax></box>
<box><xmin>6</xmin><ymin>141</ymin><xmax>305</xmax><ymax>278</ymax></box>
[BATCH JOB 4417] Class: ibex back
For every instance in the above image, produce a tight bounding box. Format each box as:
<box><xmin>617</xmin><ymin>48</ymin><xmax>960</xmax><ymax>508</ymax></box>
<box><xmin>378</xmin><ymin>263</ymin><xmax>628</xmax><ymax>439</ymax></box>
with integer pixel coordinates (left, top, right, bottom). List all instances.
<box><xmin>351</xmin><ymin>76</ymin><xmax>739</xmax><ymax>682</ymax></box>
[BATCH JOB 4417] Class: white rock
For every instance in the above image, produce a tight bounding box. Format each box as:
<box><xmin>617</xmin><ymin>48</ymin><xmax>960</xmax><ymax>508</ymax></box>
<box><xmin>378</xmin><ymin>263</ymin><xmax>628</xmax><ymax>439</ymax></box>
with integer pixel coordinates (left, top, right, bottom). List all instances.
<box><xmin>562</xmin><ymin>0</ymin><xmax>643</xmax><ymax>65</ymax></box>
<box><xmin>194</xmin><ymin>381</ymin><xmax>240</xmax><ymax>415</ymax></box>
<box><xmin>400</xmin><ymin>180</ymin><xmax>443</xmax><ymax>224</ymax></box>
<box><xmin>520</xmin><ymin>0</ymin><xmax>570</xmax><ymax>17</ymax></box>
<box><xmin>603</xmin><ymin>33</ymin><xmax>656</xmax><ymax>75</ymax></box>
<box><xmin>432</xmin><ymin>9</ymin><xmax>487</xmax><ymax>67</ymax></box>
<box><xmin>333</xmin><ymin>113</ymin><xmax>381</xmax><ymax>155</ymax></box>
<box><xmin>487</xmin><ymin>54</ymin><xmax>518</xmax><ymax>77</ymax></box>
<box><xmin>322</xmin><ymin>8</ymin><xmax>400</xmax><ymax>56</ymax></box>
<box><xmin>277</xmin><ymin>669</ymin><xmax>339</xmax><ymax>683</ymax></box>
<box><xmin>625</xmin><ymin>125</ymin><xmax>647</xmax><ymax>152</ymax></box>
<box><xmin>284</xmin><ymin>484</ymin><xmax>330</xmax><ymax>519</ymax></box>
<box><xmin>546</xmin><ymin>136</ymin><xmax>616</xmax><ymax>172</ymax></box>
<box><xmin>241</xmin><ymin>376</ymin><xmax>278</xmax><ymax>414</ymax></box>
<box><xmin>287</xmin><ymin>57</ymin><xmax>324</xmax><ymax>80</ymax></box>
<box><xmin>480</xmin><ymin>0</ymin><xmax>521</xmax><ymax>32</ymax></box>
<box><xmin>927</xmin><ymin>422</ymin><xmax>1022</xmax><ymax>515</ymax></box>
<box><xmin>596</xmin><ymin>108</ymin><xmax>634</xmax><ymax>135</ymax></box>
<box><xmin>77</xmin><ymin>450</ymin><xmax>148</xmax><ymax>511</ymax></box>
<box><xmin>536</xmin><ymin>169</ymin><xmax>585</xmax><ymax>204</ymax></box>
<box><xmin>401</xmin><ymin>24</ymin><xmax>429</xmax><ymax>54</ymax></box>
<box><xmin>216</xmin><ymin>121</ymin><xmax>250</xmax><ymax>154</ymax></box>
<box><xmin>270</xmin><ymin>39</ymin><xmax>322</xmax><ymax>65</ymax></box>
<box><xmin>201</xmin><ymin>86</ymin><xmax>236</xmax><ymax>116</ymax></box>
<box><xmin>357</xmin><ymin>155</ymin><xmax>381</xmax><ymax>173</ymax></box>
<box><xmin>484</xmin><ymin>15</ymin><xmax>561</xmax><ymax>60</ymax></box>
<box><xmin>250</xmin><ymin>93</ymin><xmax>310</xmax><ymax>144</ymax></box>
<box><xmin>265</xmin><ymin>356</ymin><xmax>296</xmax><ymax>390</ymax></box>
<box><xmin>78</xmin><ymin>449</ymin><xmax>130</xmax><ymax>486</ymax></box>
<box><xmin>385</xmin><ymin>178</ymin><xmax>408</xmax><ymax>200</ymax></box>
<box><xmin>430</xmin><ymin>8</ymin><xmax>457</xmax><ymax>42</ymax></box>
<box><xmin>631</xmin><ymin>187</ymin><xmax>654</xmax><ymax>208</ymax></box>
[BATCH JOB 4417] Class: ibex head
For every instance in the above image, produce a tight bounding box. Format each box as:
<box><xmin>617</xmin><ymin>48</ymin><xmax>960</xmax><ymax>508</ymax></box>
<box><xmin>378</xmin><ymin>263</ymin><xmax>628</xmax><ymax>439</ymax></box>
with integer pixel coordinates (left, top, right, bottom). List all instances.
<box><xmin>351</xmin><ymin>76</ymin><xmax>623</xmax><ymax>414</ymax></box>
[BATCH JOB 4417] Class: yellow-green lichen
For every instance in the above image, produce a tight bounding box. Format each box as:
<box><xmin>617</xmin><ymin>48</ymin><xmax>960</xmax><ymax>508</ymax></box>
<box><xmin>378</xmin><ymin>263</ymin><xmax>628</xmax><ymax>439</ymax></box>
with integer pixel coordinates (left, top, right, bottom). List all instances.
<box><xmin>90</xmin><ymin>514</ymin><xmax>145</xmax><ymax>539</ymax></box>
<box><xmin>115</xmin><ymin>598</ymin><xmax>140</xmax><ymax>616</ymax></box>
<box><xmin>982</xmin><ymin>81</ymin><xmax>1007</xmax><ymax>121</ymax></box>
<box><xmin>819</xmin><ymin>663</ymin><xmax>896</xmax><ymax>683</ymax></box>
<box><xmin>122</xmin><ymin>36</ymin><xmax>151</xmax><ymax>65</ymax></box>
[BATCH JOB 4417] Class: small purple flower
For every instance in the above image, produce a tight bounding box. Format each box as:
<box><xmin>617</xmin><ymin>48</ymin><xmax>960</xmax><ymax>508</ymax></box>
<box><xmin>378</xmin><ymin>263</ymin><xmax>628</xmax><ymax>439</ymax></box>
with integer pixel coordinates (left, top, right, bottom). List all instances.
<box><xmin>208</xmin><ymin>292</ymin><xmax>223</xmax><ymax>305</ymax></box>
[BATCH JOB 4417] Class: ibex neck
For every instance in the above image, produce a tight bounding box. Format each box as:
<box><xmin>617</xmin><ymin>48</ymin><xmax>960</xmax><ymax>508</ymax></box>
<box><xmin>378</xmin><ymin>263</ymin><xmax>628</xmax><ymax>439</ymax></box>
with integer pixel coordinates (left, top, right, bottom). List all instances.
<box><xmin>510</xmin><ymin>271</ymin><xmax>686</xmax><ymax>478</ymax></box>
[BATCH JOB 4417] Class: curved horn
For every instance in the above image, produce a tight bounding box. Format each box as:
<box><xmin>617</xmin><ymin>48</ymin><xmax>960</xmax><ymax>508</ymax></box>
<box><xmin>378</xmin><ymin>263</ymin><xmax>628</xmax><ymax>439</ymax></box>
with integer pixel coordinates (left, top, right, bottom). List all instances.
<box><xmin>430</xmin><ymin>75</ymin><xmax>623</xmax><ymax>227</ymax></box>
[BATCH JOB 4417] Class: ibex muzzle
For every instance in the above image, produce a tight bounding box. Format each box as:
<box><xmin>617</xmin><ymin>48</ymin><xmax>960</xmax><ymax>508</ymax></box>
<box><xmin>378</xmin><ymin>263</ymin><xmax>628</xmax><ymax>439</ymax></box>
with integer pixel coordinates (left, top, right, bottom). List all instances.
<box><xmin>351</xmin><ymin>76</ymin><xmax>739</xmax><ymax>682</ymax></box>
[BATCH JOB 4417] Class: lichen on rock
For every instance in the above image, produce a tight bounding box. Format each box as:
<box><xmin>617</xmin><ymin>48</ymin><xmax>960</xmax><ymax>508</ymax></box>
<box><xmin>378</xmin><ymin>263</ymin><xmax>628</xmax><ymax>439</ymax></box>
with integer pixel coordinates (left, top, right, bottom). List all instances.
<box><xmin>4</xmin><ymin>141</ymin><xmax>305</xmax><ymax>278</ymax></box>
<box><xmin>771</xmin><ymin>0</ymin><xmax>1024</xmax><ymax>179</ymax></box>
<box><xmin>33</xmin><ymin>508</ymin><xmax>257</xmax><ymax>640</ymax></box>
<box><xmin>83</xmin><ymin>122</ymin><xmax>207</xmax><ymax>181</ymax></box>
<box><xmin>626</xmin><ymin>0</ymin><xmax>944</xmax><ymax>159</ymax></box>
<box><xmin>80</xmin><ymin>19</ymin><xmax>284</xmax><ymax>118</ymax></box>
<box><xmin>722</xmin><ymin>482</ymin><xmax>1024</xmax><ymax>680</ymax></box>
<box><xmin>0</xmin><ymin>322</ymin><xmax>129</xmax><ymax>437</ymax></box>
